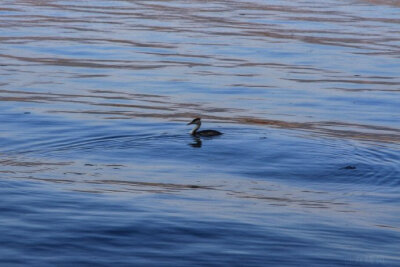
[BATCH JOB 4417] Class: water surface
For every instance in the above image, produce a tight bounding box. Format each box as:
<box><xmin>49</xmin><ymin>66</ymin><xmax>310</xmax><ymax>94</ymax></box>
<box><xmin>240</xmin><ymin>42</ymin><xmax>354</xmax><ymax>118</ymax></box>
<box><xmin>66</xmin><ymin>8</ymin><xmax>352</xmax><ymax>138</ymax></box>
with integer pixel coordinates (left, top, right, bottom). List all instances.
<box><xmin>0</xmin><ymin>0</ymin><xmax>399</xmax><ymax>266</ymax></box>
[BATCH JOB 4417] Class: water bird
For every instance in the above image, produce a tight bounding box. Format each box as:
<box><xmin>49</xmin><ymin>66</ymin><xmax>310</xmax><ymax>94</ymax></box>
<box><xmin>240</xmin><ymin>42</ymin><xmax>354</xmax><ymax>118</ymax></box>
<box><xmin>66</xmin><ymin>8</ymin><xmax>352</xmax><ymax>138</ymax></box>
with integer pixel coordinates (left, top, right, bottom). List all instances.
<box><xmin>187</xmin><ymin>118</ymin><xmax>222</xmax><ymax>137</ymax></box>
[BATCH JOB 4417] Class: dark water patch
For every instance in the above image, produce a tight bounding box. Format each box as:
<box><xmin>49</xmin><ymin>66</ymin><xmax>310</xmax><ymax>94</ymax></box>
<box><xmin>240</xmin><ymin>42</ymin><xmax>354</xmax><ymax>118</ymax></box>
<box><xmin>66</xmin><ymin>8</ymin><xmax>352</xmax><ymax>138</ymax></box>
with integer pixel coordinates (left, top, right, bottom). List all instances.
<box><xmin>0</xmin><ymin>179</ymin><xmax>399</xmax><ymax>266</ymax></box>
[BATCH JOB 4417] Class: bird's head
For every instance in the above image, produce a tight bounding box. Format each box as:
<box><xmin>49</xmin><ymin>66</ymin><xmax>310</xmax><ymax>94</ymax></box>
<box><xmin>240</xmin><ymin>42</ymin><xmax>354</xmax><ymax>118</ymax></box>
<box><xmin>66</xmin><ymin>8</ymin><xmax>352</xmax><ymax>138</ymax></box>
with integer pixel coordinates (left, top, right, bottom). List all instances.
<box><xmin>187</xmin><ymin>118</ymin><xmax>201</xmax><ymax>125</ymax></box>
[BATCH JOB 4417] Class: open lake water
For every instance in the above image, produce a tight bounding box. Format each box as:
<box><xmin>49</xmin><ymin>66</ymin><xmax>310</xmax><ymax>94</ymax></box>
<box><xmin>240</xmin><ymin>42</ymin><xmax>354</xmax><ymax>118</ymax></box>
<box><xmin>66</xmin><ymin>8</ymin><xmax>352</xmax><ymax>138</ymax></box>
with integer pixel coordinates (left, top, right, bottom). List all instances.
<box><xmin>0</xmin><ymin>0</ymin><xmax>399</xmax><ymax>266</ymax></box>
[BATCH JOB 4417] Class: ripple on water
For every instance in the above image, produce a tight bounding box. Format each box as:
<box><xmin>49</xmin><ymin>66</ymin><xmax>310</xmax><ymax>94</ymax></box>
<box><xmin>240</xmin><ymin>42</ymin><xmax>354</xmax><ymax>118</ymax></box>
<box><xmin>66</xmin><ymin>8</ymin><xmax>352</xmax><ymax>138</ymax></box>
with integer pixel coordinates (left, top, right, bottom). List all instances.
<box><xmin>351</xmin><ymin>144</ymin><xmax>400</xmax><ymax>187</ymax></box>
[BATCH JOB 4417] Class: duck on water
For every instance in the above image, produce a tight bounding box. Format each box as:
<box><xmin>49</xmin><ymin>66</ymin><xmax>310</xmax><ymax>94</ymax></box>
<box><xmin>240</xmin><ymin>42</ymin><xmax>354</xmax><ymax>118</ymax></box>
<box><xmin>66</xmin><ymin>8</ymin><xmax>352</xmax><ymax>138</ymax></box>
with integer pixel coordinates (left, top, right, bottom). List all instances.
<box><xmin>187</xmin><ymin>118</ymin><xmax>222</xmax><ymax>137</ymax></box>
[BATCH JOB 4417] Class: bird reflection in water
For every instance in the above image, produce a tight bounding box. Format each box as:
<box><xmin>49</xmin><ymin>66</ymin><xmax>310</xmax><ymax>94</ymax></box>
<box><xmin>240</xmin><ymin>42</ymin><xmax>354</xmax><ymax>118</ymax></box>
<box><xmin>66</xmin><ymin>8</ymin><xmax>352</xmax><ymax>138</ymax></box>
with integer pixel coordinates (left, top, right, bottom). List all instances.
<box><xmin>189</xmin><ymin>136</ymin><xmax>202</xmax><ymax>148</ymax></box>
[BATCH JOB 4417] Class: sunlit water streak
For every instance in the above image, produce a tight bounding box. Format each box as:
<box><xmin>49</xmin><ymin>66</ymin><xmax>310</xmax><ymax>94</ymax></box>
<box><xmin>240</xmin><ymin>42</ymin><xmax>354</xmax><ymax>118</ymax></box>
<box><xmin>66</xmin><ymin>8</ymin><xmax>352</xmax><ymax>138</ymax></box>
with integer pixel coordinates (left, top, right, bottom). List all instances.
<box><xmin>0</xmin><ymin>0</ymin><xmax>399</xmax><ymax>266</ymax></box>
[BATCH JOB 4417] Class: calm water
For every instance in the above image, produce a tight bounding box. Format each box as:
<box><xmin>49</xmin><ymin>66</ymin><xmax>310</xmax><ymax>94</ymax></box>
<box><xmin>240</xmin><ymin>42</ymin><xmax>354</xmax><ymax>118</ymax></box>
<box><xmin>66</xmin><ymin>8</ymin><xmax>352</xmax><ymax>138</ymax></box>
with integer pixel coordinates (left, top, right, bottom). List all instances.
<box><xmin>1</xmin><ymin>0</ymin><xmax>400</xmax><ymax>266</ymax></box>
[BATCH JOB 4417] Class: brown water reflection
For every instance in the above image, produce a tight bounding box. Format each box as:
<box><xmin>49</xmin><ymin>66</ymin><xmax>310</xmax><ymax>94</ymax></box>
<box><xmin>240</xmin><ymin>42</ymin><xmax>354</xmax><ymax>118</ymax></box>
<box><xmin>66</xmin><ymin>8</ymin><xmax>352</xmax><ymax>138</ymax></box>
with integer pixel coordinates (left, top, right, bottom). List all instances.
<box><xmin>361</xmin><ymin>0</ymin><xmax>400</xmax><ymax>7</ymax></box>
<box><xmin>1</xmin><ymin>88</ymin><xmax>398</xmax><ymax>143</ymax></box>
<box><xmin>7</xmin><ymin>160</ymin><xmax>355</xmax><ymax>213</ymax></box>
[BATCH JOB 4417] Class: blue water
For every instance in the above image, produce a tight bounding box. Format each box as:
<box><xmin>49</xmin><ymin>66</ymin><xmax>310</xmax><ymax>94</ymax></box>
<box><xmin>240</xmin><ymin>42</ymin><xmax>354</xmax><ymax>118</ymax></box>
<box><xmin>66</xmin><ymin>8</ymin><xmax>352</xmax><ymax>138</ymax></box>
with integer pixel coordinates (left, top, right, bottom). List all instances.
<box><xmin>0</xmin><ymin>0</ymin><xmax>399</xmax><ymax>266</ymax></box>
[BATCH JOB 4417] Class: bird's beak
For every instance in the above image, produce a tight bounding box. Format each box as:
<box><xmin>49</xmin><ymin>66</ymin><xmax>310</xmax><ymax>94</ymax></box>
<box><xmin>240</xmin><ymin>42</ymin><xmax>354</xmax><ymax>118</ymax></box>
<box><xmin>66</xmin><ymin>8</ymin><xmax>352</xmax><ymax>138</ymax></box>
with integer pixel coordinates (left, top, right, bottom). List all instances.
<box><xmin>187</xmin><ymin>121</ymin><xmax>193</xmax><ymax>125</ymax></box>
